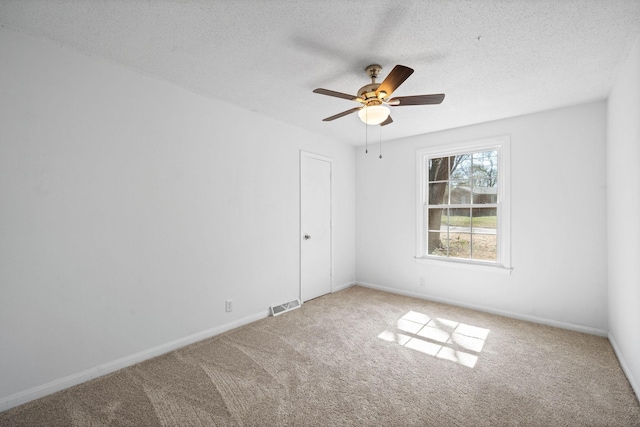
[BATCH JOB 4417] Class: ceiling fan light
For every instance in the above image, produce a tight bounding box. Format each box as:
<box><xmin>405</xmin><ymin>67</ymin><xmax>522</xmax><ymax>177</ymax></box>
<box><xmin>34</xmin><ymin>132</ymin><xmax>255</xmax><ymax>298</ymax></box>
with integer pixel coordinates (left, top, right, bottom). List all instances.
<box><xmin>358</xmin><ymin>105</ymin><xmax>390</xmax><ymax>125</ymax></box>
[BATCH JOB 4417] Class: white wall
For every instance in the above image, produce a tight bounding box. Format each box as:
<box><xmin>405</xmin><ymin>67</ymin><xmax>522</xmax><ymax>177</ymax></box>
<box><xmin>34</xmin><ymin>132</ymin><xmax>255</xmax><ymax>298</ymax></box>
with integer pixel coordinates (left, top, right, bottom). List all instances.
<box><xmin>607</xmin><ymin>34</ymin><xmax>640</xmax><ymax>397</ymax></box>
<box><xmin>0</xmin><ymin>27</ymin><xmax>355</xmax><ymax>406</ymax></box>
<box><xmin>356</xmin><ymin>101</ymin><xmax>608</xmax><ymax>333</ymax></box>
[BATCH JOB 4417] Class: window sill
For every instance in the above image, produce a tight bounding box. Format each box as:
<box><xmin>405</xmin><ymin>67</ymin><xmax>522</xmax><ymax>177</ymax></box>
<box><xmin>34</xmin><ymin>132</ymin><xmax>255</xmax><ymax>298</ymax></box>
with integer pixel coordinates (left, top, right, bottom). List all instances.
<box><xmin>414</xmin><ymin>257</ymin><xmax>513</xmax><ymax>274</ymax></box>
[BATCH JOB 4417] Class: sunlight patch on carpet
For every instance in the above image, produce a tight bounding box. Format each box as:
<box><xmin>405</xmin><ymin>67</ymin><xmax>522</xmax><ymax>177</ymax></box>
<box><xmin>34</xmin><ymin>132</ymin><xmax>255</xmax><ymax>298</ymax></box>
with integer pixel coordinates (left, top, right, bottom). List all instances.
<box><xmin>378</xmin><ymin>311</ymin><xmax>490</xmax><ymax>368</ymax></box>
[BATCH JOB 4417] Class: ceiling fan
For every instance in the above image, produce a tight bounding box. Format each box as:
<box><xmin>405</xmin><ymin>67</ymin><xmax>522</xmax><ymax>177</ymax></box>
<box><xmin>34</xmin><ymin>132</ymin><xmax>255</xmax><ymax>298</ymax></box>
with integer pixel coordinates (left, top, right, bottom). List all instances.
<box><xmin>313</xmin><ymin>64</ymin><xmax>445</xmax><ymax>126</ymax></box>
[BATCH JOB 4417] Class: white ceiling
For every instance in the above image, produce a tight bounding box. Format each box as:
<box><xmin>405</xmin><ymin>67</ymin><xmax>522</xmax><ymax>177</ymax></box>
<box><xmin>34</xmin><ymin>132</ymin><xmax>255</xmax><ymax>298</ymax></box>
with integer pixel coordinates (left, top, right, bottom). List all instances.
<box><xmin>1</xmin><ymin>1</ymin><xmax>639</xmax><ymax>146</ymax></box>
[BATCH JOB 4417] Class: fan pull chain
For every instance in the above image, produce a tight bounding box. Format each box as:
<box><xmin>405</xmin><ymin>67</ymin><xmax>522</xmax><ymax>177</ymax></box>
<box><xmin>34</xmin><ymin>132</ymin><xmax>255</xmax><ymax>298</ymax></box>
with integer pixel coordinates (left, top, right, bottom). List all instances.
<box><xmin>379</xmin><ymin>125</ymin><xmax>383</xmax><ymax>159</ymax></box>
<box><xmin>365</xmin><ymin>108</ymin><xmax>368</xmax><ymax>154</ymax></box>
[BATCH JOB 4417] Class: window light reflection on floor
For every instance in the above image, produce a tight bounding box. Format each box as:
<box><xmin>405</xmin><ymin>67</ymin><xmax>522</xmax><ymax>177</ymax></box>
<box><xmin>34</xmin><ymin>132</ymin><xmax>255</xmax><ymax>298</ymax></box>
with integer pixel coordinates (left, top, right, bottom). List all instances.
<box><xmin>378</xmin><ymin>310</ymin><xmax>490</xmax><ymax>368</ymax></box>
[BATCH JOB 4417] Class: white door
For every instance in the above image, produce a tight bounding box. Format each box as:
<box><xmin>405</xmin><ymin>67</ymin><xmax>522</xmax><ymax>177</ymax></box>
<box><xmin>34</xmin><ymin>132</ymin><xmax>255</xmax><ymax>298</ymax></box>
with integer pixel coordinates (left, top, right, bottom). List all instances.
<box><xmin>300</xmin><ymin>152</ymin><xmax>332</xmax><ymax>302</ymax></box>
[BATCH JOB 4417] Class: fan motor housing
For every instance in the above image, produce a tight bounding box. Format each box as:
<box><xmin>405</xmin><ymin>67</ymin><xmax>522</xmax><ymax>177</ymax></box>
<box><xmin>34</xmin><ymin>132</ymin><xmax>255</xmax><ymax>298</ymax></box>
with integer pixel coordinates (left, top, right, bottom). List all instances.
<box><xmin>357</xmin><ymin>83</ymin><xmax>381</xmax><ymax>102</ymax></box>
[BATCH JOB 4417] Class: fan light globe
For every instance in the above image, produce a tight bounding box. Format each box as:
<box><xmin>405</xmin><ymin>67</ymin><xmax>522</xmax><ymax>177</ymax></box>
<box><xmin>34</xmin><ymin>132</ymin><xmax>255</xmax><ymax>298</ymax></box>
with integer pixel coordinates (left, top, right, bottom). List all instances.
<box><xmin>358</xmin><ymin>105</ymin><xmax>390</xmax><ymax>125</ymax></box>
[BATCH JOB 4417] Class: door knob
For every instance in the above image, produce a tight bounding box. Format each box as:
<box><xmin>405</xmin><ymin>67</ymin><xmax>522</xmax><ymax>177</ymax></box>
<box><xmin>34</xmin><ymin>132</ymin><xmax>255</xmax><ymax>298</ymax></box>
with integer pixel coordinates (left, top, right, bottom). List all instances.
<box><xmin>304</xmin><ymin>234</ymin><xmax>311</xmax><ymax>240</ymax></box>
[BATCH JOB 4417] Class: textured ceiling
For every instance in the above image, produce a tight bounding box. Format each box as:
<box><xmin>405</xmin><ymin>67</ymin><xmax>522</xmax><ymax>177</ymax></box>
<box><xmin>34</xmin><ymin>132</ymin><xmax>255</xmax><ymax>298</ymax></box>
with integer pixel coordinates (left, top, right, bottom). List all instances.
<box><xmin>1</xmin><ymin>0</ymin><xmax>640</xmax><ymax>146</ymax></box>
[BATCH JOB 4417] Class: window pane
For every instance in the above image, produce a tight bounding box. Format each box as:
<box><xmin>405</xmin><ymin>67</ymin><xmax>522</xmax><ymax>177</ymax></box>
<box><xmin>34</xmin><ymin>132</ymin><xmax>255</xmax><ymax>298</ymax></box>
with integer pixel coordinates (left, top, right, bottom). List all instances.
<box><xmin>450</xmin><ymin>181</ymin><xmax>471</xmax><ymax>204</ymax></box>
<box><xmin>428</xmin><ymin>157</ymin><xmax>450</xmax><ymax>182</ymax></box>
<box><xmin>427</xmin><ymin>208</ymin><xmax>448</xmax><ymax>231</ymax></box>
<box><xmin>428</xmin><ymin>231</ymin><xmax>448</xmax><ymax>256</ymax></box>
<box><xmin>428</xmin><ymin>182</ymin><xmax>449</xmax><ymax>205</ymax></box>
<box><xmin>472</xmin><ymin>151</ymin><xmax>498</xmax><ymax>180</ymax></box>
<box><xmin>471</xmin><ymin>234</ymin><xmax>497</xmax><ymax>261</ymax></box>
<box><xmin>447</xmin><ymin>233</ymin><xmax>471</xmax><ymax>259</ymax></box>
<box><xmin>448</xmin><ymin>208</ymin><xmax>471</xmax><ymax>233</ymax></box>
<box><xmin>471</xmin><ymin>208</ymin><xmax>497</xmax><ymax>232</ymax></box>
<box><xmin>471</xmin><ymin>178</ymin><xmax>497</xmax><ymax>204</ymax></box>
<box><xmin>451</xmin><ymin>154</ymin><xmax>472</xmax><ymax>180</ymax></box>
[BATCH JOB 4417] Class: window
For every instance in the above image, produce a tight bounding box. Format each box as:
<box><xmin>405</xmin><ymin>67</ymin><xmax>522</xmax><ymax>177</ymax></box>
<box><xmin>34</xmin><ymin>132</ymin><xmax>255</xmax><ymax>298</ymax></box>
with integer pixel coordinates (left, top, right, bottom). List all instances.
<box><xmin>416</xmin><ymin>136</ymin><xmax>510</xmax><ymax>269</ymax></box>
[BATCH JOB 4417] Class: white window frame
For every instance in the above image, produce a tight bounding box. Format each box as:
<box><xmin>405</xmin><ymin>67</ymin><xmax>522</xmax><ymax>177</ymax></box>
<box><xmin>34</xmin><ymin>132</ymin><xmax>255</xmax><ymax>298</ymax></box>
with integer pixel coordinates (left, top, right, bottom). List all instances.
<box><xmin>415</xmin><ymin>135</ymin><xmax>511</xmax><ymax>272</ymax></box>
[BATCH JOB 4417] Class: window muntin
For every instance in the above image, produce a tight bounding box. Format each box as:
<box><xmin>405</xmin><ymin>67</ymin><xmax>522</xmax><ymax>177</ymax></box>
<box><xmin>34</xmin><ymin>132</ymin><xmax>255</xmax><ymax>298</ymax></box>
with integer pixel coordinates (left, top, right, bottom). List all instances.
<box><xmin>417</xmin><ymin>137</ymin><xmax>510</xmax><ymax>268</ymax></box>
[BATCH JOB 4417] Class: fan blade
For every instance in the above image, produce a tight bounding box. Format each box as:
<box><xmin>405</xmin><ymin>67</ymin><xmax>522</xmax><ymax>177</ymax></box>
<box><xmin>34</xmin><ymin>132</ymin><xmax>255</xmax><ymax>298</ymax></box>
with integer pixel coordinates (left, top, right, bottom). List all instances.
<box><xmin>376</xmin><ymin>65</ymin><xmax>414</xmax><ymax>98</ymax></box>
<box><xmin>388</xmin><ymin>94</ymin><xmax>445</xmax><ymax>106</ymax></box>
<box><xmin>313</xmin><ymin>88</ymin><xmax>358</xmax><ymax>101</ymax></box>
<box><xmin>322</xmin><ymin>107</ymin><xmax>361</xmax><ymax>121</ymax></box>
<box><xmin>380</xmin><ymin>116</ymin><xmax>393</xmax><ymax>126</ymax></box>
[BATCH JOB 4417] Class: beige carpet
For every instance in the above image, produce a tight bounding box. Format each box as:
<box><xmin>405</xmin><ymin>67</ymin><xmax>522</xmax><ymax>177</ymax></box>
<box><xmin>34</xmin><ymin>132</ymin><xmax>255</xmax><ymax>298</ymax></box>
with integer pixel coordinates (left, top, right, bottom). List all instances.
<box><xmin>1</xmin><ymin>286</ymin><xmax>639</xmax><ymax>426</ymax></box>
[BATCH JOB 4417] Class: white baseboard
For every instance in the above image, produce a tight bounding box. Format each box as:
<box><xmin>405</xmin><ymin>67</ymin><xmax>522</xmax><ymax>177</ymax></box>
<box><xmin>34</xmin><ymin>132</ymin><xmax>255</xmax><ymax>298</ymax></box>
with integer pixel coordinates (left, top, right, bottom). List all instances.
<box><xmin>608</xmin><ymin>333</ymin><xmax>640</xmax><ymax>401</ymax></box>
<box><xmin>333</xmin><ymin>281</ymin><xmax>355</xmax><ymax>293</ymax></box>
<box><xmin>0</xmin><ymin>310</ymin><xmax>269</xmax><ymax>412</ymax></box>
<box><xmin>356</xmin><ymin>281</ymin><xmax>608</xmax><ymax>337</ymax></box>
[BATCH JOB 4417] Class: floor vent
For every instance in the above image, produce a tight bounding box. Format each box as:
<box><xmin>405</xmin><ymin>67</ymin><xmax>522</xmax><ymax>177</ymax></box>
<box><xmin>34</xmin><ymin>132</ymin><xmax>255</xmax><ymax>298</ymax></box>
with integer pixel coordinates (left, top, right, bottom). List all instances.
<box><xmin>269</xmin><ymin>299</ymin><xmax>301</xmax><ymax>316</ymax></box>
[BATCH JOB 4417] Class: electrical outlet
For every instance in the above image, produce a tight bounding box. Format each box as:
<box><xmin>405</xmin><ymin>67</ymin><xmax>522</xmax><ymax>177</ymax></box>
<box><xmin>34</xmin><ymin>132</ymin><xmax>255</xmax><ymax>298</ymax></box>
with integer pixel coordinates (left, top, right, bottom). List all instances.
<box><xmin>225</xmin><ymin>300</ymin><xmax>233</xmax><ymax>312</ymax></box>
<box><xmin>419</xmin><ymin>277</ymin><xmax>426</xmax><ymax>287</ymax></box>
